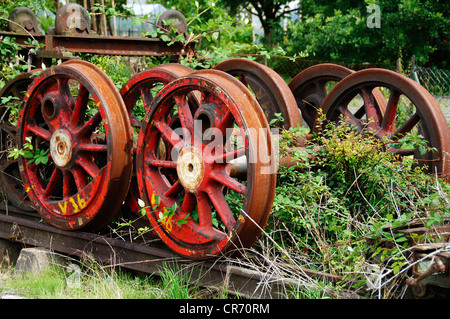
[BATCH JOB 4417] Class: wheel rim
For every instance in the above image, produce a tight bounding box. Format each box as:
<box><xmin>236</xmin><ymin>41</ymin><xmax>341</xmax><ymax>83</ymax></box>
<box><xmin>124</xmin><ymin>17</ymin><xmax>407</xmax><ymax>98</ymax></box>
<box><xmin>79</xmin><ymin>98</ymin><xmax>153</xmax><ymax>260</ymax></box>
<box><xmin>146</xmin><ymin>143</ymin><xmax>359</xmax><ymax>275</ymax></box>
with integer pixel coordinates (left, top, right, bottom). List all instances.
<box><xmin>136</xmin><ymin>69</ymin><xmax>277</xmax><ymax>259</ymax></box>
<box><xmin>120</xmin><ymin>63</ymin><xmax>194</xmax><ymax>222</ymax></box>
<box><xmin>0</xmin><ymin>71</ymin><xmax>40</xmax><ymax>210</ymax></box>
<box><xmin>289</xmin><ymin>63</ymin><xmax>387</xmax><ymax>131</ymax></box>
<box><xmin>18</xmin><ymin>61</ymin><xmax>133</xmax><ymax>230</ymax></box>
<box><xmin>320</xmin><ymin>68</ymin><xmax>450</xmax><ymax>182</ymax></box>
<box><xmin>214</xmin><ymin>58</ymin><xmax>302</xmax><ymax>128</ymax></box>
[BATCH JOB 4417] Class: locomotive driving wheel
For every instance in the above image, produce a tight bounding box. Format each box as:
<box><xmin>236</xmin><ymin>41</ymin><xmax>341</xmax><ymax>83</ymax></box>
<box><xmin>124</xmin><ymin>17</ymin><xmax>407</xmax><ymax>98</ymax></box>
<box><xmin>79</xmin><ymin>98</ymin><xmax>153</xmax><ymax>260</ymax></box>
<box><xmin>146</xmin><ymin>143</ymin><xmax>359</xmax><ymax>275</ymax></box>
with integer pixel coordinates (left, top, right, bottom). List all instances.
<box><xmin>119</xmin><ymin>63</ymin><xmax>194</xmax><ymax>223</ymax></box>
<box><xmin>17</xmin><ymin>60</ymin><xmax>133</xmax><ymax>230</ymax></box>
<box><xmin>0</xmin><ymin>71</ymin><xmax>41</xmax><ymax>210</ymax></box>
<box><xmin>136</xmin><ymin>69</ymin><xmax>277</xmax><ymax>259</ymax></box>
<box><xmin>289</xmin><ymin>63</ymin><xmax>387</xmax><ymax>131</ymax></box>
<box><xmin>214</xmin><ymin>58</ymin><xmax>302</xmax><ymax>128</ymax></box>
<box><xmin>320</xmin><ymin>68</ymin><xmax>450</xmax><ymax>182</ymax></box>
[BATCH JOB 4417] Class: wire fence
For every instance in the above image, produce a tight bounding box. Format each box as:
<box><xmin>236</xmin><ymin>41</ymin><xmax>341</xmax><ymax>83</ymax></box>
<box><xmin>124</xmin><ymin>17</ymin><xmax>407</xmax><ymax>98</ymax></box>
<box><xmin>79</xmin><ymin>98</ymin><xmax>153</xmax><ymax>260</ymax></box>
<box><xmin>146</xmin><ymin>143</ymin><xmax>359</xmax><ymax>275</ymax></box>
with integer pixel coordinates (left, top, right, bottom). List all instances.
<box><xmin>413</xmin><ymin>66</ymin><xmax>450</xmax><ymax>97</ymax></box>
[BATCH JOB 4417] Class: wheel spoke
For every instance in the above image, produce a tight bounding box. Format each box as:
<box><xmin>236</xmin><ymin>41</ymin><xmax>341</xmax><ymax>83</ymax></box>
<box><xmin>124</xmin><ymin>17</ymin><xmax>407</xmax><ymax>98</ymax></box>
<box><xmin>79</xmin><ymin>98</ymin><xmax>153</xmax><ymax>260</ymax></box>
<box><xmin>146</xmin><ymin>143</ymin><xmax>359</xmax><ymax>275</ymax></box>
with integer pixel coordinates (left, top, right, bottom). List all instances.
<box><xmin>77</xmin><ymin>112</ymin><xmax>102</xmax><ymax>138</ymax></box>
<box><xmin>196</xmin><ymin>191</ymin><xmax>212</xmax><ymax>228</ymax></box>
<box><xmin>62</xmin><ymin>171</ymin><xmax>73</xmax><ymax>198</ymax></box>
<box><xmin>27</xmin><ymin>125</ymin><xmax>51</xmax><ymax>141</ymax></box>
<box><xmin>213</xmin><ymin>147</ymin><xmax>245</xmax><ymax>164</ymax></box>
<box><xmin>44</xmin><ymin>168</ymin><xmax>62</xmax><ymax>197</ymax></box>
<box><xmin>174</xmin><ymin>94</ymin><xmax>194</xmax><ymax>135</ymax></box>
<box><xmin>71</xmin><ymin>166</ymin><xmax>88</xmax><ymax>191</ymax></box>
<box><xmin>140</xmin><ymin>86</ymin><xmax>153</xmax><ymax>111</ymax></box>
<box><xmin>392</xmin><ymin>112</ymin><xmax>420</xmax><ymax>141</ymax></box>
<box><xmin>390</xmin><ymin>147</ymin><xmax>415</xmax><ymax>156</ymax></box>
<box><xmin>71</xmin><ymin>84</ymin><xmax>89</xmax><ymax>126</ymax></box>
<box><xmin>361</xmin><ymin>87</ymin><xmax>380</xmax><ymax>128</ymax></box>
<box><xmin>380</xmin><ymin>89</ymin><xmax>401</xmax><ymax>134</ymax></box>
<box><xmin>179</xmin><ymin>191</ymin><xmax>196</xmax><ymax>215</ymax></box>
<box><xmin>338</xmin><ymin>106</ymin><xmax>364</xmax><ymax>132</ymax></box>
<box><xmin>216</xmin><ymin>110</ymin><xmax>234</xmax><ymax>135</ymax></box>
<box><xmin>154</xmin><ymin>120</ymin><xmax>184</xmax><ymax>148</ymax></box>
<box><xmin>147</xmin><ymin>158</ymin><xmax>177</xmax><ymax>169</ymax></box>
<box><xmin>210</xmin><ymin>168</ymin><xmax>247</xmax><ymax>195</ymax></box>
<box><xmin>76</xmin><ymin>156</ymin><xmax>100</xmax><ymax>178</ymax></box>
<box><xmin>353</xmin><ymin>105</ymin><xmax>365</xmax><ymax>119</ymax></box>
<box><xmin>206</xmin><ymin>186</ymin><xmax>236</xmax><ymax>232</ymax></box>
<box><xmin>164</xmin><ymin>180</ymin><xmax>183</xmax><ymax>198</ymax></box>
<box><xmin>77</xmin><ymin>143</ymin><xmax>108</xmax><ymax>153</ymax></box>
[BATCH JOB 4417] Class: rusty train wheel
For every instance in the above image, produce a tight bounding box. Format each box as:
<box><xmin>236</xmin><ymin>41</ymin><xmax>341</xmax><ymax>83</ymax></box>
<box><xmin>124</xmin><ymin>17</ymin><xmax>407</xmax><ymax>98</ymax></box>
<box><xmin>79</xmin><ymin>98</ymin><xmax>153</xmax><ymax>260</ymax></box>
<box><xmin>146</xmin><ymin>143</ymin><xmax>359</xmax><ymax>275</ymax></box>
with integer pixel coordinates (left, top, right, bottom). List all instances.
<box><xmin>119</xmin><ymin>63</ymin><xmax>194</xmax><ymax>223</ymax></box>
<box><xmin>17</xmin><ymin>61</ymin><xmax>133</xmax><ymax>230</ymax></box>
<box><xmin>120</xmin><ymin>63</ymin><xmax>194</xmax><ymax>131</ymax></box>
<box><xmin>214</xmin><ymin>58</ymin><xmax>302</xmax><ymax>129</ymax></box>
<box><xmin>289</xmin><ymin>63</ymin><xmax>387</xmax><ymax>131</ymax></box>
<box><xmin>0</xmin><ymin>71</ymin><xmax>41</xmax><ymax>211</ymax></box>
<box><xmin>136</xmin><ymin>69</ymin><xmax>277</xmax><ymax>259</ymax></box>
<box><xmin>320</xmin><ymin>68</ymin><xmax>450</xmax><ymax>182</ymax></box>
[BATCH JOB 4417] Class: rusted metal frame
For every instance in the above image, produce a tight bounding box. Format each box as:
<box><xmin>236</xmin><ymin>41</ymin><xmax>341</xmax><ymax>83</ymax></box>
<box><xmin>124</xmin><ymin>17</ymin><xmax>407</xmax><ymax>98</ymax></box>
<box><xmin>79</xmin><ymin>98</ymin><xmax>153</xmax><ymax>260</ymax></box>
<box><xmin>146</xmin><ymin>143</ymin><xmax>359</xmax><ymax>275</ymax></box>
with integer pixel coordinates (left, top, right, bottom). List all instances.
<box><xmin>0</xmin><ymin>31</ymin><xmax>194</xmax><ymax>57</ymax></box>
<box><xmin>405</xmin><ymin>243</ymin><xmax>450</xmax><ymax>299</ymax></box>
<box><xmin>43</xmin><ymin>35</ymin><xmax>194</xmax><ymax>57</ymax></box>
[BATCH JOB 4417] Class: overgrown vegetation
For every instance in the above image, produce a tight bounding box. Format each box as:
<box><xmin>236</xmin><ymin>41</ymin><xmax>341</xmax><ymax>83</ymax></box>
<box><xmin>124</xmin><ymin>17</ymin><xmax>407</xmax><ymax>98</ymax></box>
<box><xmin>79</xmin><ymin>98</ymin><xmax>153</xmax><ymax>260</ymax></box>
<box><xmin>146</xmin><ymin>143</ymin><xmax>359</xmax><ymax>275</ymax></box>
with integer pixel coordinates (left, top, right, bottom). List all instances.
<box><xmin>0</xmin><ymin>0</ymin><xmax>449</xmax><ymax>299</ymax></box>
<box><xmin>253</xmin><ymin>115</ymin><xmax>449</xmax><ymax>298</ymax></box>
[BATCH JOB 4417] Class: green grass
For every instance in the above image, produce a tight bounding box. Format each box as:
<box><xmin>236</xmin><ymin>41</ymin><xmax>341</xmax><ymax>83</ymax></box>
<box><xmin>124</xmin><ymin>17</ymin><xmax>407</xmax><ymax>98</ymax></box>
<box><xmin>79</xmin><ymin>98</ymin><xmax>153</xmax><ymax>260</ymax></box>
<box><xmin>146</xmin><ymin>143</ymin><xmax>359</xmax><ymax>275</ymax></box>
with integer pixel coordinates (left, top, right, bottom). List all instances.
<box><xmin>0</xmin><ymin>258</ymin><xmax>225</xmax><ymax>299</ymax></box>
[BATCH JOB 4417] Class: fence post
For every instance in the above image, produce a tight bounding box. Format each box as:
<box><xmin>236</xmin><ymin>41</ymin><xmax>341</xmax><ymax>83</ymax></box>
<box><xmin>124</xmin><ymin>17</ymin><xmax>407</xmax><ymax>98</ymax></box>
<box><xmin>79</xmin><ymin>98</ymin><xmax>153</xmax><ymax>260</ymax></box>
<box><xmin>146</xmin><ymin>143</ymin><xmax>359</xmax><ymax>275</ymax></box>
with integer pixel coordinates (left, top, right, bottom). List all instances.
<box><xmin>410</xmin><ymin>55</ymin><xmax>420</xmax><ymax>84</ymax></box>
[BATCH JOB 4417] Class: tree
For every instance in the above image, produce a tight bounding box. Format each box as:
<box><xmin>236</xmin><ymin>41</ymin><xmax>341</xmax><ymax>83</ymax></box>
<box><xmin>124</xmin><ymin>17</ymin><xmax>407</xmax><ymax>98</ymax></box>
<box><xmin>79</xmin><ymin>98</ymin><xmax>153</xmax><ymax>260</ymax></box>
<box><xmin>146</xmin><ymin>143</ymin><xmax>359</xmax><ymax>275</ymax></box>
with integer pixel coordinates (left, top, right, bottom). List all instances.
<box><xmin>223</xmin><ymin>0</ymin><xmax>300</xmax><ymax>39</ymax></box>
<box><xmin>282</xmin><ymin>0</ymin><xmax>450</xmax><ymax>68</ymax></box>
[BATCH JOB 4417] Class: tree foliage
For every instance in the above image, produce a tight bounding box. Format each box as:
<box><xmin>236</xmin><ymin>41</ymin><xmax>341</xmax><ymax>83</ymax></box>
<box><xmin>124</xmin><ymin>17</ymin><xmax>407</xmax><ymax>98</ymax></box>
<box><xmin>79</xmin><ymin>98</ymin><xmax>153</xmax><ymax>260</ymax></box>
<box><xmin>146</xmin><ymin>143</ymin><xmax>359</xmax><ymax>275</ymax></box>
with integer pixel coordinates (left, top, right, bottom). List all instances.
<box><xmin>222</xmin><ymin>0</ymin><xmax>300</xmax><ymax>39</ymax></box>
<box><xmin>283</xmin><ymin>0</ymin><xmax>450</xmax><ymax>68</ymax></box>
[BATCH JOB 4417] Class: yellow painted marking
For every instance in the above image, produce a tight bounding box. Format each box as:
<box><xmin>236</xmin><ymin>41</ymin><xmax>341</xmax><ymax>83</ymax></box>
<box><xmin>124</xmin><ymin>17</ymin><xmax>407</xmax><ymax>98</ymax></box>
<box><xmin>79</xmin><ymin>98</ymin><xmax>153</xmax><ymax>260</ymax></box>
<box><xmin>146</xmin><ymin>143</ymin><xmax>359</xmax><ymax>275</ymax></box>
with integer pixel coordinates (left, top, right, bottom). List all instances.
<box><xmin>161</xmin><ymin>214</ymin><xmax>173</xmax><ymax>233</ymax></box>
<box><xmin>58</xmin><ymin>195</ymin><xmax>86</xmax><ymax>215</ymax></box>
<box><xmin>69</xmin><ymin>198</ymin><xmax>80</xmax><ymax>213</ymax></box>
<box><xmin>77</xmin><ymin>195</ymin><xmax>87</xmax><ymax>209</ymax></box>
<box><xmin>58</xmin><ymin>201</ymin><xmax>68</xmax><ymax>214</ymax></box>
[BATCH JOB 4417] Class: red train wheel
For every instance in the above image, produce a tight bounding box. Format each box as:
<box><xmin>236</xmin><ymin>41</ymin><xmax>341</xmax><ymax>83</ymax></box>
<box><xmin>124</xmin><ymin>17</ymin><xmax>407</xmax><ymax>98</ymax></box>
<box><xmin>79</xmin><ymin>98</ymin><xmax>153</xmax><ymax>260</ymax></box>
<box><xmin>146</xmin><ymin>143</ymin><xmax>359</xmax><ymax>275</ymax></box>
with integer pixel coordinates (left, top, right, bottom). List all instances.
<box><xmin>289</xmin><ymin>63</ymin><xmax>387</xmax><ymax>131</ymax></box>
<box><xmin>119</xmin><ymin>63</ymin><xmax>194</xmax><ymax>224</ymax></box>
<box><xmin>214</xmin><ymin>58</ymin><xmax>302</xmax><ymax>128</ymax></box>
<box><xmin>0</xmin><ymin>71</ymin><xmax>40</xmax><ymax>210</ymax></box>
<box><xmin>320</xmin><ymin>68</ymin><xmax>450</xmax><ymax>182</ymax></box>
<box><xmin>136</xmin><ymin>69</ymin><xmax>277</xmax><ymax>259</ymax></box>
<box><xmin>18</xmin><ymin>60</ymin><xmax>133</xmax><ymax>230</ymax></box>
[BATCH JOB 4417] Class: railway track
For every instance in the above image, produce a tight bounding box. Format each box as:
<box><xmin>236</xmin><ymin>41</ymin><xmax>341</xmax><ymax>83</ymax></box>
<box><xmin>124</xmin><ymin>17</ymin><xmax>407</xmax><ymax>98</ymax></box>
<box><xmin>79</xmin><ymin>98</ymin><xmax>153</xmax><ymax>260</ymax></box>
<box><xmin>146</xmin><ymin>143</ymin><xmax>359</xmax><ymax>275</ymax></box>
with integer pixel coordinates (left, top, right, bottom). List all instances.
<box><xmin>0</xmin><ymin>205</ymin><xmax>350</xmax><ymax>299</ymax></box>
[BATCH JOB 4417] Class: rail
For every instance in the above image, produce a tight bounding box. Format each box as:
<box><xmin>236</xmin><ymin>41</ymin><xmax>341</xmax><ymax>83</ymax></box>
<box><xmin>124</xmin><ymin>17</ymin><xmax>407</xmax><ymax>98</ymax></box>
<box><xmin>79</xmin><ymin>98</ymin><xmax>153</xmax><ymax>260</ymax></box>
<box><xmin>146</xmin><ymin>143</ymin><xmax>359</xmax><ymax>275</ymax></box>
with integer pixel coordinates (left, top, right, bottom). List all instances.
<box><xmin>0</xmin><ymin>205</ymin><xmax>349</xmax><ymax>299</ymax></box>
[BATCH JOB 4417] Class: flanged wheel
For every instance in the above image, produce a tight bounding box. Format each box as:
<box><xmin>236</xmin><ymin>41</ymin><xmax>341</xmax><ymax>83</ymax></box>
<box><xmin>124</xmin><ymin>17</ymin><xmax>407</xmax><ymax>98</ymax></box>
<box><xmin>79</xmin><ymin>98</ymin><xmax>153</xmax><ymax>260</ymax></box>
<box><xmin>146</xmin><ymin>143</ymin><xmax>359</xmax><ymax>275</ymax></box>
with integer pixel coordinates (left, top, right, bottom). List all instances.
<box><xmin>8</xmin><ymin>7</ymin><xmax>43</xmax><ymax>35</ymax></box>
<box><xmin>289</xmin><ymin>63</ymin><xmax>387</xmax><ymax>130</ymax></box>
<box><xmin>18</xmin><ymin>60</ymin><xmax>133</xmax><ymax>230</ymax></box>
<box><xmin>120</xmin><ymin>63</ymin><xmax>194</xmax><ymax>221</ymax></box>
<box><xmin>156</xmin><ymin>9</ymin><xmax>188</xmax><ymax>35</ymax></box>
<box><xmin>214</xmin><ymin>58</ymin><xmax>302</xmax><ymax>129</ymax></box>
<box><xmin>136</xmin><ymin>69</ymin><xmax>277</xmax><ymax>259</ymax></box>
<box><xmin>55</xmin><ymin>3</ymin><xmax>91</xmax><ymax>35</ymax></box>
<box><xmin>0</xmin><ymin>71</ymin><xmax>40</xmax><ymax>210</ymax></box>
<box><xmin>320</xmin><ymin>68</ymin><xmax>450</xmax><ymax>182</ymax></box>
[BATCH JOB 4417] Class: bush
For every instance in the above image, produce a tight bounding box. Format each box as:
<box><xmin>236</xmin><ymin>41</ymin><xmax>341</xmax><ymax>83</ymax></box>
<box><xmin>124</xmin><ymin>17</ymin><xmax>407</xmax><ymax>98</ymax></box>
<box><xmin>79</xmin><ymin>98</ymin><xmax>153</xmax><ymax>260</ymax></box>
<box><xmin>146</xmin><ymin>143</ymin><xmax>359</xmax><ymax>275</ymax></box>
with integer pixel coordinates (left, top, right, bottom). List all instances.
<box><xmin>266</xmin><ymin>116</ymin><xmax>449</xmax><ymax>288</ymax></box>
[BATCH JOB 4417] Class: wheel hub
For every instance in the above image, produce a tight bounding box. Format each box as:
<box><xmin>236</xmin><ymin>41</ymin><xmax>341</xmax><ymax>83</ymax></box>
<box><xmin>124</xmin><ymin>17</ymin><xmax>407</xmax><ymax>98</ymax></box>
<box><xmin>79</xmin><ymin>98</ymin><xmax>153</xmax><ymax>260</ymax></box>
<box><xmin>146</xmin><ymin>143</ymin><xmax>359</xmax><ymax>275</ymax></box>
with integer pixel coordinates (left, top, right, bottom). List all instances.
<box><xmin>50</xmin><ymin>129</ymin><xmax>72</xmax><ymax>167</ymax></box>
<box><xmin>176</xmin><ymin>146</ymin><xmax>204</xmax><ymax>192</ymax></box>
